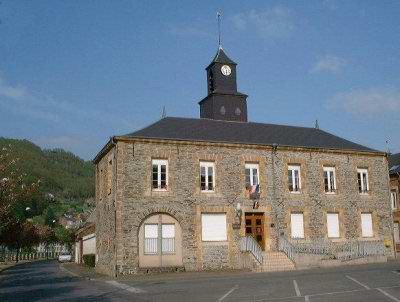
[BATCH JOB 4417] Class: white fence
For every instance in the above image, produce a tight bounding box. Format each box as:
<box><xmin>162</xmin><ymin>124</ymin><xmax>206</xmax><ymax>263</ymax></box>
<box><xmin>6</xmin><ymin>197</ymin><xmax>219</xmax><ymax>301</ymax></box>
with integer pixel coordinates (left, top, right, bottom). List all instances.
<box><xmin>0</xmin><ymin>251</ymin><xmax>62</xmax><ymax>262</ymax></box>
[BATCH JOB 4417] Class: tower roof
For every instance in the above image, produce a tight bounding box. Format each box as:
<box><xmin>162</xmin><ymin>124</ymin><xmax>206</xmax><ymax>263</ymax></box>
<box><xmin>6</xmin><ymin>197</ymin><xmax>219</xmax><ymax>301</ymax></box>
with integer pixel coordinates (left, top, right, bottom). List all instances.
<box><xmin>207</xmin><ymin>47</ymin><xmax>237</xmax><ymax>69</ymax></box>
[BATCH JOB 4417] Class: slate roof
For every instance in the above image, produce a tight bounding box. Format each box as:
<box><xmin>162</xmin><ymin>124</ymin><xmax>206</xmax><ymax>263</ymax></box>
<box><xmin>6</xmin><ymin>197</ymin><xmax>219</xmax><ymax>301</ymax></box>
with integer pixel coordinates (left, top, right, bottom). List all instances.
<box><xmin>121</xmin><ymin>117</ymin><xmax>378</xmax><ymax>153</ymax></box>
<box><xmin>389</xmin><ymin>153</ymin><xmax>400</xmax><ymax>174</ymax></box>
<box><xmin>207</xmin><ymin>47</ymin><xmax>236</xmax><ymax>68</ymax></box>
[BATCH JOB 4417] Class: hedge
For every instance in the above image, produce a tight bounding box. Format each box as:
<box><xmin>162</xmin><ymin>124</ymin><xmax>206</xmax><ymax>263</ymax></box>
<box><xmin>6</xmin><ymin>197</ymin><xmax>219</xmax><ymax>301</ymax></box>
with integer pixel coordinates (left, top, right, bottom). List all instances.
<box><xmin>82</xmin><ymin>254</ymin><xmax>95</xmax><ymax>267</ymax></box>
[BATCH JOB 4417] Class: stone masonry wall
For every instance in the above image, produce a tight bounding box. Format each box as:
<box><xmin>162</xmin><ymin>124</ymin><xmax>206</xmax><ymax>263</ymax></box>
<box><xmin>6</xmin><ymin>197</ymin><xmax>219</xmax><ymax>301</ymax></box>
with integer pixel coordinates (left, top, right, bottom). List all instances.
<box><xmin>96</xmin><ymin>139</ymin><xmax>393</xmax><ymax>276</ymax></box>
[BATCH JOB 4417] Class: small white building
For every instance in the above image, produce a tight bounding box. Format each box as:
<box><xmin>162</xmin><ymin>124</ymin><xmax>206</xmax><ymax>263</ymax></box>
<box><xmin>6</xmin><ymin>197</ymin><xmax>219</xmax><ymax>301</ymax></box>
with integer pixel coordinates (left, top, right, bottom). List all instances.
<box><xmin>75</xmin><ymin>223</ymin><xmax>96</xmax><ymax>264</ymax></box>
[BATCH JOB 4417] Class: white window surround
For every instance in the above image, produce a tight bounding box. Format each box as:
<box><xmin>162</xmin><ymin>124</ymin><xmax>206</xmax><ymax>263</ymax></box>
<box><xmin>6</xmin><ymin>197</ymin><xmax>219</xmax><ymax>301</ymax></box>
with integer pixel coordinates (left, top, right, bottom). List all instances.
<box><xmin>288</xmin><ymin>165</ymin><xmax>301</xmax><ymax>193</ymax></box>
<box><xmin>391</xmin><ymin>190</ymin><xmax>398</xmax><ymax>210</ymax></box>
<box><xmin>323</xmin><ymin>166</ymin><xmax>337</xmax><ymax>194</ymax></box>
<box><xmin>201</xmin><ymin>213</ymin><xmax>227</xmax><ymax>241</ymax></box>
<box><xmin>290</xmin><ymin>213</ymin><xmax>305</xmax><ymax>239</ymax></box>
<box><xmin>361</xmin><ymin>213</ymin><xmax>373</xmax><ymax>238</ymax></box>
<box><xmin>327</xmin><ymin>213</ymin><xmax>340</xmax><ymax>238</ymax></box>
<box><xmin>152</xmin><ymin>159</ymin><xmax>168</xmax><ymax>191</ymax></box>
<box><xmin>245</xmin><ymin>163</ymin><xmax>260</xmax><ymax>187</ymax></box>
<box><xmin>357</xmin><ymin>168</ymin><xmax>369</xmax><ymax>194</ymax></box>
<box><xmin>200</xmin><ymin>161</ymin><xmax>215</xmax><ymax>192</ymax></box>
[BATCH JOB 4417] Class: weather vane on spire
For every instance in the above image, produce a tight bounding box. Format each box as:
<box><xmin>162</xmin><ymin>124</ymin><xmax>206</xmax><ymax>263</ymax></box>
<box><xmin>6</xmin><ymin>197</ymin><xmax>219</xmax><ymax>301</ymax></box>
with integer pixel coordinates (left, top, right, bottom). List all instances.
<box><xmin>217</xmin><ymin>12</ymin><xmax>222</xmax><ymax>49</ymax></box>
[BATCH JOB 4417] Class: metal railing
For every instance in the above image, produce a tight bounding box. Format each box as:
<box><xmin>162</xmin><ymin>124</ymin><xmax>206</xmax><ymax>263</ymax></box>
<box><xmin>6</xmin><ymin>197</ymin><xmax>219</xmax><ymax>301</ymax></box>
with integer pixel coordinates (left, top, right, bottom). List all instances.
<box><xmin>144</xmin><ymin>238</ymin><xmax>158</xmax><ymax>255</ymax></box>
<box><xmin>240</xmin><ymin>235</ymin><xmax>263</xmax><ymax>264</ymax></box>
<box><xmin>162</xmin><ymin>238</ymin><xmax>175</xmax><ymax>254</ymax></box>
<box><xmin>278</xmin><ymin>236</ymin><xmax>386</xmax><ymax>261</ymax></box>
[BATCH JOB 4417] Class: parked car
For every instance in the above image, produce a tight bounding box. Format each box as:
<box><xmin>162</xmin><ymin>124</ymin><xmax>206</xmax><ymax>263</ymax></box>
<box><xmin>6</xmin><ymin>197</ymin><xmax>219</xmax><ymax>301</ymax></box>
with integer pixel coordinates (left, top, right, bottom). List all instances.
<box><xmin>58</xmin><ymin>252</ymin><xmax>72</xmax><ymax>262</ymax></box>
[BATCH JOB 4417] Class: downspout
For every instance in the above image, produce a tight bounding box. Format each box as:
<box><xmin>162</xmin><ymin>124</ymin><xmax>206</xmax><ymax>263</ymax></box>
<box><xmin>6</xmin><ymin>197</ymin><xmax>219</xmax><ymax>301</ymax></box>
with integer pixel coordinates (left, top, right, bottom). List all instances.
<box><xmin>110</xmin><ymin>137</ymin><xmax>118</xmax><ymax>277</ymax></box>
<box><xmin>271</xmin><ymin>143</ymin><xmax>280</xmax><ymax>251</ymax></box>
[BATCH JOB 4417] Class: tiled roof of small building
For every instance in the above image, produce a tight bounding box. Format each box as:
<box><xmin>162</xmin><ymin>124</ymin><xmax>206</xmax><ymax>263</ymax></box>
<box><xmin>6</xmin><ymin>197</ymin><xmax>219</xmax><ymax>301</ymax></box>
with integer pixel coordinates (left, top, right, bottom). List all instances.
<box><xmin>121</xmin><ymin>117</ymin><xmax>378</xmax><ymax>153</ymax></box>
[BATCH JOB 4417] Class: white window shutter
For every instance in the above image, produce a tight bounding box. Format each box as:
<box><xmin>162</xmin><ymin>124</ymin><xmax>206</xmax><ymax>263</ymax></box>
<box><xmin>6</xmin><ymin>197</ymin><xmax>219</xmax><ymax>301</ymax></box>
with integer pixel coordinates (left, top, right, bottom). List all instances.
<box><xmin>290</xmin><ymin>213</ymin><xmax>304</xmax><ymax>238</ymax></box>
<box><xmin>201</xmin><ymin>214</ymin><xmax>227</xmax><ymax>241</ymax></box>
<box><xmin>327</xmin><ymin>213</ymin><xmax>340</xmax><ymax>238</ymax></box>
<box><xmin>361</xmin><ymin>213</ymin><xmax>373</xmax><ymax>237</ymax></box>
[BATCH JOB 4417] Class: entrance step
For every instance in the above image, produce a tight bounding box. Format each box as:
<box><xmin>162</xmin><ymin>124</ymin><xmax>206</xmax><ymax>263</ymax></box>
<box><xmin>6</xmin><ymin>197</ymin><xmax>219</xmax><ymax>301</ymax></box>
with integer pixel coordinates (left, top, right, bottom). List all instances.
<box><xmin>257</xmin><ymin>251</ymin><xmax>295</xmax><ymax>272</ymax></box>
<box><xmin>138</xmin><ymin>266</ymin><xmax>185</xmax><ymax>274</ymax></box>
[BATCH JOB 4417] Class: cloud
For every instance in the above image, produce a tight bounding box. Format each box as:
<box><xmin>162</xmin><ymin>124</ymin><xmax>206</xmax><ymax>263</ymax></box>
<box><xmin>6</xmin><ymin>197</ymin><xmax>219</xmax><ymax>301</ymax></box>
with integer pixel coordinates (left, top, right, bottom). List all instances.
<box><xmin>328</xmin><ymin>87</ymin><xmax>400</xmax><ymax>116</ymax></box>
<box><xmin>231</xmin><ymin>7</ymin><xmax>294</xmax><ymax>38</ymax></box>
<box><xmin>311</xmin><ymin>55</ymin><xmax>346</xmax><ymax>74</ymax></box>
<box><xmin>0</xmin><ymin>74</ymin><xmax>28</xmax><ymax>100</ymax></box>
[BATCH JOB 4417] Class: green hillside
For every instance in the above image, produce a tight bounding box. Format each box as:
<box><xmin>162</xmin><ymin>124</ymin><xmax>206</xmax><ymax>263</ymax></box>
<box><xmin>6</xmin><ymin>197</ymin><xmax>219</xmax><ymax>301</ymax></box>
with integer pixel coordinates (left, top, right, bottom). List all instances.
<box><xmin>0</xmin><ymin>137</ymin><xmax>94</xmax><ymax>202</ymax></box>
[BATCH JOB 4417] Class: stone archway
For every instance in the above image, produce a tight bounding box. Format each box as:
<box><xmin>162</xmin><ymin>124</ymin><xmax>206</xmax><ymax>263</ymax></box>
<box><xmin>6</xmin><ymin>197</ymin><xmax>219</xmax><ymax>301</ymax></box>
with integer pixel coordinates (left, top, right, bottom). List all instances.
<box><xmin>138</xmin><ymin>213</ymin><xmax>183</xmax><ymax>268</ymax></box>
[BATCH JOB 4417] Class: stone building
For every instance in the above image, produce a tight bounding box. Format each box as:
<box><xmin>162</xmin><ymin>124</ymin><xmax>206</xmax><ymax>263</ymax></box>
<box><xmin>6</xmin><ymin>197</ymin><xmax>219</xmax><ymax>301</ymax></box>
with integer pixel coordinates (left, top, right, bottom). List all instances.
<box><xmin>94</xmin><ymin>47</ymin><xmax>393</xmax><ymax>276</ymax></box>
<box><xmin>389</xmin><ymin>153</ymin><xmax>400</xmax><ymax>251</ymax></box>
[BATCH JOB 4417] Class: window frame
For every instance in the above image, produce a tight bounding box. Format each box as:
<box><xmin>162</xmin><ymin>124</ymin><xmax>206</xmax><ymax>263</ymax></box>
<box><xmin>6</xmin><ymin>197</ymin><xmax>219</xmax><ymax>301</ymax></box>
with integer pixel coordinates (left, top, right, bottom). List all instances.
<box><xmin>391</xmin><ymin>190</ymin><xmax>398</xmax><ymax>210</ymax></box>
<box><xmin>326</xmin><ymin>212</ymin><xmax>340</xmax><ymax>238</ymax></box>
<box><xmin>152</xmin><ymin>159</ymin><xmax>168</xmax><ymax>191</ymax></box>
<box><xmin>357</xmin><ymin>168</ymin><xmax>369</xmax><ymax>194</ymax></box>
<box><xmin>144</xmin><ymin>223</ymin><xmax>158</xmax><ymax>255</ymax></box>
<box><xmin>288</xmin><ymin>165</ymin><xmax>301</xmax><ymax>193</ymax></box>
<box><xmin>245</xmin><ymin>163</ymin><xmax>260</xmax><ymax>188</ymax></box>
<box><xmin>323</xmin><ymin>166</ymin><xmax>337</xmax><ymax>194</ymax></box>
<box><xmin>201</xmin><ymin>213</ymin><xmax>227</xmax><ymax>242</ymax></box>
<box><xmin>200</xmin><ymin>161</ymin><xmax>215</xmax><ymax>192</ymax></box>
<box><xmin>290</xmin><ymin>212</ymin><xmax>305</xmax><ymax>239</ymax></box>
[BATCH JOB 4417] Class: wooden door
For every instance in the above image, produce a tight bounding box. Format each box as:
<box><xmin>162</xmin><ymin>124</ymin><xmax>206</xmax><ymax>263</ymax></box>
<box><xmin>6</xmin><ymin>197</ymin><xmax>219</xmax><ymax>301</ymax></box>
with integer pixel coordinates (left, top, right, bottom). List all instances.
<box><xmin>245</xmin><ymin>213</ymin><xmax>265</xmax><ymax>250</ymax></box>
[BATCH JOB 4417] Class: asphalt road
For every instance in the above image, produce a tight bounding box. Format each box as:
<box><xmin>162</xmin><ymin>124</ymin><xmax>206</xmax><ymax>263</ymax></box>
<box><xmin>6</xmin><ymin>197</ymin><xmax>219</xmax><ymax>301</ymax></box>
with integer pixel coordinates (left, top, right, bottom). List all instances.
<box><xmin>2</xmin><ymin>260</ymin><xmax>400</xmax><ymax>301</ymax></box>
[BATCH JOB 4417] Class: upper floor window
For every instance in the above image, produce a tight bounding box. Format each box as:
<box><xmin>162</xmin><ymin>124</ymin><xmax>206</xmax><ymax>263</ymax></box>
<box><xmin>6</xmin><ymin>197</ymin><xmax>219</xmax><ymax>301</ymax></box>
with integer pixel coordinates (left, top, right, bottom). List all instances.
<box><xmin>152</xmin><ymin>159</ymin><xmax>168</xmax><ymax>190</ymax></box>
<box><xmin>245</xmin><ymin>163</ymin><xmax>259</xmax><ymax>189</ymax></box>
<box><xmin>323</xmin><ymin>167</ymin><xmax>336</xmax><ymax>194</ymax></box>
<box><xmin>200</xmin><ymin>162</ymin><xmax>215</xmax><ymax>192</ymax></box>
<box><xmin>391</xmin><ymin>190</ymin><xmax>398</xmax><ymax>210</ymax></box>
<box><xmin>288</xmin><ymin>165</ymin><xmax>301</xmax><ymax>193</ymax></box>
<box><xmin>357</xmin><ymin>168</ymin><xmax>369</xmax><ymax>194</ymax></box>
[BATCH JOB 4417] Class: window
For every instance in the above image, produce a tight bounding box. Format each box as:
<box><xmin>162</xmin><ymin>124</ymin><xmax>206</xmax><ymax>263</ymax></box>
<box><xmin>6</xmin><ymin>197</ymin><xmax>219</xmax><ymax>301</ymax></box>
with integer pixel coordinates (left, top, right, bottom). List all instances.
<box><xmin>152</xmin><ymin>159</ymin><xmax>168</xmax><ymax>190</ymax></box>
<box><xmin>290</xmin><ymin>213</ymin><xmax>304</xmax><ymax>239</ymax></box>
<box><xmin>323</xmin><ymin>167</ymin><xmax>336</xmax><ymax>193</ymax></box>
<box><xmin>391</xmin><ymin>190</ymin><xmax>398</xmax><ymax>210</ymax></box>
<box><xmin>201</xmin><ymin>214</ymin><xmax>227</xmax><ymax>241</ymax></box>
<box><xmin>245</xmin><ymin>163</ymin><xmax>259</xmax><ymax>188</ymax></box>
<box><xmin>361</xmin><ymin>213</ymin><xmax>373</xmax><ymax>237</ymax></box>
<box><xmin>161</xmin><ymin>224</ymin><xmax>175</xmax><ymax>254</ymax></box>
<box><xmin>288</xmin><ymin>165</ymin><xmax>301</xmax><ymax>193</ymax></box>
<box><xmin>357</xmin><ymin>168</ymin><xmax>369</xmax><ymax>194</ymax></box>
<box><xmin>200</xmin><ymin>162</ymin><xmax>215</xmax><ymax>192</ymax></box>
<box><xmin>327</xmin><ymin>213</ymin><xmax>340</xmax><ymax>238</ymax></box>
<box><xmin>144</xmin><ymin>224</ymin><xmax>158</xmax><ymax>254</ymax></box>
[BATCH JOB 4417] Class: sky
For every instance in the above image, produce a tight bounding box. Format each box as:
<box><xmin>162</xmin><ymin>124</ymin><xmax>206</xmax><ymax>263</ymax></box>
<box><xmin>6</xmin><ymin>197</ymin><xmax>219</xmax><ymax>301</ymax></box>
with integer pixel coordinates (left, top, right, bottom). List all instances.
<box><xmin>1</xmin><ymin>1</ymin><xmax>400</xmax><ymax>160</ymax></box>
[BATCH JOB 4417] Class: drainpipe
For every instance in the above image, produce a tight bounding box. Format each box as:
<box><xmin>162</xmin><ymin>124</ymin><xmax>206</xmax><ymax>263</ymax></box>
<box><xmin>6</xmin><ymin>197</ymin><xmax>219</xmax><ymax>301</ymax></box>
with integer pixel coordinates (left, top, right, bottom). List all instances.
<box><xmin>271</xmin><ymin>143</ymin><xmax>280</xmax><ymax>251</ymax></box>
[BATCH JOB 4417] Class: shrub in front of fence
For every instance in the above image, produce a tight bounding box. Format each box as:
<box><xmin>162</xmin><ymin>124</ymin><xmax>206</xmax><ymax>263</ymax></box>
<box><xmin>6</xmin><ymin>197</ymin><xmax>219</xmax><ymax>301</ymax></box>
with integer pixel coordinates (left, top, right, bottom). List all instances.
<box><xmin>82</xmin><ymin>254</ymin><xmax>95</xmax><ymax>267</ymax></box>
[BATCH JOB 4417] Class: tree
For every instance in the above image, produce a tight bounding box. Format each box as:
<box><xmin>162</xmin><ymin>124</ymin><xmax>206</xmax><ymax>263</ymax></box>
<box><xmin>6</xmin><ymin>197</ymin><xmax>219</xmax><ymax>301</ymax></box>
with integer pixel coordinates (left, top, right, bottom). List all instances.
<box><xmin>0</xmin><ymin>220</ymin><xmax>40</xmax><ymax>262</ymax></box>
<box><xmin>0</xmin><ymin>145</ymin><xmax>41</xmax><ymax>235</ymax></box>
<box><xmin>54</xmin><ymin>226</ymin><xmax>74</xmax><ymax>250</ymax></box>
<box><xmin>35</xmin><ymin>224</ymin><xmax>56</xmax><ymax>259</ymax></box>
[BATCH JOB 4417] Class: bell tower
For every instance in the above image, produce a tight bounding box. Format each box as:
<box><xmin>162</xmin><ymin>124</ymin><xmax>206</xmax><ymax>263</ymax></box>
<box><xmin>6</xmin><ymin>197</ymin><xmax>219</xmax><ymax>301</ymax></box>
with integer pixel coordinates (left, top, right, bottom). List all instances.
<box><xmin>199</xmin><ymin>47</ymin><xmax>248</xmax><ymax>122</ymax></box>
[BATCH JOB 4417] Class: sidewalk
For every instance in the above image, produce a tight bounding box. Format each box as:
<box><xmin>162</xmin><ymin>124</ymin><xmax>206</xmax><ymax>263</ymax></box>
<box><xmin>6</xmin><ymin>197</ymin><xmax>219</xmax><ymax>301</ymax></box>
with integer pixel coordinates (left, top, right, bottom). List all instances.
<box><xmin>60</xmin><ymin>262</ymin><xmax>108</xmax><ymax>280</ymax></box>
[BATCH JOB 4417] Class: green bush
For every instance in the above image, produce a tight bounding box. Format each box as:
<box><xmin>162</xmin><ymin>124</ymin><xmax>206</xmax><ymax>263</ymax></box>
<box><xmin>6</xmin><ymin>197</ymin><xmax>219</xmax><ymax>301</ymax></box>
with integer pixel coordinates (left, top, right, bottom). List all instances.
<box><xmin>82</xmin><ymin>254</ymin><xmax>95</xmax><ymax>267</ymax></box>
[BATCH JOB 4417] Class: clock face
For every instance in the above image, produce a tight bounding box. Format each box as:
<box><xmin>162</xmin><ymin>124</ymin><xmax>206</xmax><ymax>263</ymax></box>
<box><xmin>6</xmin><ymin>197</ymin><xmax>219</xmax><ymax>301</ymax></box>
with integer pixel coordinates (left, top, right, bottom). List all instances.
<box><xmin>221</xmin><ymin>65</ymin><xmax>231</xmax><ymax>76</ymax></box>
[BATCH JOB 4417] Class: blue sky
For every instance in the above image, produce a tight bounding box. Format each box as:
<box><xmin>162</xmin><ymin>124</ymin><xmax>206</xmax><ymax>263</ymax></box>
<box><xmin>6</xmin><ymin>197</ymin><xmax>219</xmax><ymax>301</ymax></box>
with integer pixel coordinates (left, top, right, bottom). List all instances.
<box><xmin>1</xmin><ymin>1</ymin><xmax>399</xmax><ymax>160</ymax></box>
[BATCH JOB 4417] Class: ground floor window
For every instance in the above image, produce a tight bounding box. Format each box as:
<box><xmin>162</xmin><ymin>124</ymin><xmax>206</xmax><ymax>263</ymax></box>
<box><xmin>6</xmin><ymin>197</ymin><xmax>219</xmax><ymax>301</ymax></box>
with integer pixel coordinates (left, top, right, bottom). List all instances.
<box><xmin>327</xmin><ymin>213</ymin><xmax>340</xmax><ymax>238</ymax></box>
<box><xmin>361</xmin><ymin>213</ymin><xmax>373</xmax><ymax>238</ymax></box>
<box><xmin>290</xmin><ymin>213</ymin><xmax>304</xmax><ymax>239</ymax></box>
<box><xmin>201</xmin><ymin>213</ymin><xmax>227</xmax><ymax>241</ymax></box>
<box><xmin>144</xmin><ymin>223</ymin><xmax>176</xmax><ymax>255</ymax></box>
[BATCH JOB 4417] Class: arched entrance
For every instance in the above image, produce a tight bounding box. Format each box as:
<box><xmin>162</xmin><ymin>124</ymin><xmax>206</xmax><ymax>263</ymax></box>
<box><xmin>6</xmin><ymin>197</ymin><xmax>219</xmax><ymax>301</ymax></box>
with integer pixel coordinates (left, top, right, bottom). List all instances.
<box><xmin>138</xmin><ymin>213</ymin><xmax>183</xmax><ymax>268</ymax></box>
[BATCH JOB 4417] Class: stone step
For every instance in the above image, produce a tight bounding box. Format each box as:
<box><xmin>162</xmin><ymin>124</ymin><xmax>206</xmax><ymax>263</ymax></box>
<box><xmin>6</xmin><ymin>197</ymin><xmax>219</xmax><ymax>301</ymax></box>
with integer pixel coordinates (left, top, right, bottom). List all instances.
<box><xmin>258</xmin><ymin>251</ymin><xmax>295</xmax><ymax>272</ymax></box>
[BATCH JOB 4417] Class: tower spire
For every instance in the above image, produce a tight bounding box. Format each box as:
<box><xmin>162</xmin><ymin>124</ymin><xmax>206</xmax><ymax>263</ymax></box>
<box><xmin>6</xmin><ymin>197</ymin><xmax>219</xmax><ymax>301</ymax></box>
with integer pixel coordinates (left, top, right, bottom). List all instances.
<box><xmin>217</xmin><ymin>12</ymin><xmax>222</xmax><ymax>49</ymax></box>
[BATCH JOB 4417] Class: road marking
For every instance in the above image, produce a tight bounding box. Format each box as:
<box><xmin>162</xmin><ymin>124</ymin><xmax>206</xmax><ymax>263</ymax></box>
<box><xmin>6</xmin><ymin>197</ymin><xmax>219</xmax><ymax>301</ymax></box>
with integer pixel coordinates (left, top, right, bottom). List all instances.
<box><xmin>346</xmin><ymin>275</ymin><xmax>370</xmax><ymax>289</ymax></box>
<box><xmin>106</xmin><ymin>280</ymin><xmax>146</xmax><ymax>294</ymax></box>
<box><xmin>304</xmin><ymin>296</ymin><xmax>310</xmax><ymax>302</ymax></box>
<box><xmin>377</xmin><ymin>288</ymin><xmax>400</xmax><ymax>302</ymax></box>
<box><xmin>293</xmin><ymin>280</ymin><xmax>301</xmax><ymax>297</ymax></box>
<box><xmin>59</xmin><ymin>265</ymin><xmax>80</xmax><ymax>278</ymax></box>
<box><xmin>217</xmin><ymin>285</ymin><xmax>238</xmax><ymax>302</ymax></box>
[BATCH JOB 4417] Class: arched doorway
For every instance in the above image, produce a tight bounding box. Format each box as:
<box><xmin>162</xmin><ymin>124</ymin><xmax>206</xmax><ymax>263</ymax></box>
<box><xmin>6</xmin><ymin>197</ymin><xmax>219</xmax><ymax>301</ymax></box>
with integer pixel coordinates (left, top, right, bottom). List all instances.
<box><xmin>138</xmin><ymin>213</ymin><xmax>183</xmax><ymax>268</ymax></box>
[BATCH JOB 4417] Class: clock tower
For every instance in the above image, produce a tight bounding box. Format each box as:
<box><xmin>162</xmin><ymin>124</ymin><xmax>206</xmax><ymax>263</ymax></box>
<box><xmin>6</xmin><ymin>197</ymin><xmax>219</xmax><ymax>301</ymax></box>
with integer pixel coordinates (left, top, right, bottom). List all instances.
<box><xmin>199</xmin><ymin>47</ymin><xmax>248</xmax><ymax>122</ymax></box>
